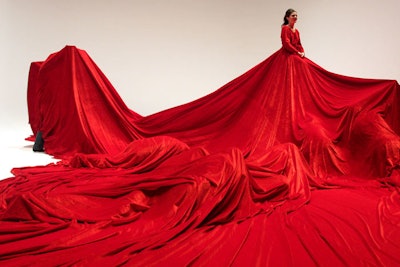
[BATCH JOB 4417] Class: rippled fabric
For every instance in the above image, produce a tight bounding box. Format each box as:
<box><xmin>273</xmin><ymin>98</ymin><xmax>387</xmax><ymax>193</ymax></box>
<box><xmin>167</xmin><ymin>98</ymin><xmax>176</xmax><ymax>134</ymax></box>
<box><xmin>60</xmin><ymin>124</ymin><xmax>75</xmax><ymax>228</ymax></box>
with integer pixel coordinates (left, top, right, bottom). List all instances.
<box><xmin>1</xmin><ymin>45</ymin><xmax>400</xmax><ymax>266</ymax></box>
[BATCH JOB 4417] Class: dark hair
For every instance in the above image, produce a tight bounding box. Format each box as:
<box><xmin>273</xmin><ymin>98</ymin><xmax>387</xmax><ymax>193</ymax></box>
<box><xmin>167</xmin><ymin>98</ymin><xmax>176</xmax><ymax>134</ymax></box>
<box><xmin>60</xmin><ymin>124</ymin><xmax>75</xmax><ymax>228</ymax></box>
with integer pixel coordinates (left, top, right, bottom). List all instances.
<box><xmin>283</xmin><ymin>8</ymin><xmax>296</xmax><ymax>25</ymax></box>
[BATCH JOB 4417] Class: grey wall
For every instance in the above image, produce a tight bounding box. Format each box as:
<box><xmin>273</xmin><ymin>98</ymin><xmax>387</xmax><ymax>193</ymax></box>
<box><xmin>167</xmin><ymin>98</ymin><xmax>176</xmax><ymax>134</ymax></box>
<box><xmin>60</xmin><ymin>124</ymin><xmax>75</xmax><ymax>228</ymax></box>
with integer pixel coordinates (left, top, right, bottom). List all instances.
<box><xmin>1</xmin><ymin>0</ymin><xmax>399</xmax><ymax>128</ymax></box>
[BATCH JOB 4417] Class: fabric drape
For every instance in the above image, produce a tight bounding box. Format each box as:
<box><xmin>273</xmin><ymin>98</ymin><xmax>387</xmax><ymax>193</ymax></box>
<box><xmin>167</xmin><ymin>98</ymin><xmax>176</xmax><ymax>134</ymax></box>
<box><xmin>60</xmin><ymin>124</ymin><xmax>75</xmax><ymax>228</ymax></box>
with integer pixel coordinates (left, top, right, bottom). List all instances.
<box><xmin>1</xmin><ymin>44</ymin><xmax>400</xmax><ymax>266</ymax></box>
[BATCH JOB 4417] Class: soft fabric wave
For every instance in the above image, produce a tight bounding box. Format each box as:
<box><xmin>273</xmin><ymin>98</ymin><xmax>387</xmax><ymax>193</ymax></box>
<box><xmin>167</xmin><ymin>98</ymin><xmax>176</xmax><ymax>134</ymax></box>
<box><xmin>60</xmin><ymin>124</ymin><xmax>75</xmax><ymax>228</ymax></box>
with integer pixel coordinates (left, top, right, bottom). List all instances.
<box><xmin>1</xmin><ymin>45</ymin><xmax>400</xmax><ymax>266</ymax></box>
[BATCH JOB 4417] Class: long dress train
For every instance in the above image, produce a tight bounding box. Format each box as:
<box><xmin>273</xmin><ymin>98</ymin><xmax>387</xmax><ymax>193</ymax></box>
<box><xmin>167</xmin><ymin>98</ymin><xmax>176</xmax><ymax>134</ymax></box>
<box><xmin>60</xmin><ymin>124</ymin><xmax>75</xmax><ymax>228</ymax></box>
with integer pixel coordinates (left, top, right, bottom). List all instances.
<box><xmin>1</xmin><ymin>44</ymin><xmax>400</xmax><ymax>266</ymax></box>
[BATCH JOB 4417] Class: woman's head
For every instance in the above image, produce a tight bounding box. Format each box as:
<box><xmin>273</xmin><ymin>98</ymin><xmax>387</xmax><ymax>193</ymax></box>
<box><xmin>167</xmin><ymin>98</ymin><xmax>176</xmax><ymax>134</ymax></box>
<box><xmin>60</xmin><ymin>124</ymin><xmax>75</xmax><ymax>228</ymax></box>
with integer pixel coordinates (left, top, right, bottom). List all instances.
<box><xmin>283</xmin><ymin>9</ymin><xmax>297</xmax><ymax>25</ymax></box>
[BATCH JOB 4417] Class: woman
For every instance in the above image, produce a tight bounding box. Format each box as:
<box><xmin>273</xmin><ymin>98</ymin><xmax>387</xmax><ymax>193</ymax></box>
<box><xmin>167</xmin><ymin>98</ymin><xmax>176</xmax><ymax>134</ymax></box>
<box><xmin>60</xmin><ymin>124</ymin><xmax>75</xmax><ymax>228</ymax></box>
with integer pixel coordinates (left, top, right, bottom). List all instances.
<box><xmin>281</xmin><ymin>8</ymin><xmax>305</xmax><ymax>58</ymax></box>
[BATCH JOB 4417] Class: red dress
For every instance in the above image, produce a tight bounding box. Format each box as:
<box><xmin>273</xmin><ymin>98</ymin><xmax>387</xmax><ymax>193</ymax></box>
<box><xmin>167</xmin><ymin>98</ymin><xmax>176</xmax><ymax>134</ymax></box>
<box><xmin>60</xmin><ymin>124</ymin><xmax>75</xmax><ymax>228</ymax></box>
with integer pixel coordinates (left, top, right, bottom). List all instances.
<box><xmin>280</xmin><ymin>25</ymin><xmax>304</xmax><ymax>54</ymax></box>
<box><xmin>2</xmin><ymin>31</ymin><xmax>400</xmax><ymax>266</ymax></box>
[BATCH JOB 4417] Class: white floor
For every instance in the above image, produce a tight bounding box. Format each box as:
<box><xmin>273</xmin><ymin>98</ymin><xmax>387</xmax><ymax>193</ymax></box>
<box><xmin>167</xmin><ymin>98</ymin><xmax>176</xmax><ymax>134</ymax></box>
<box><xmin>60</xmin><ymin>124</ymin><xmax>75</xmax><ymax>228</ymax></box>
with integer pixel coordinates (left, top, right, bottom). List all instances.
<box><xmin>0</xmin><ymin>123</ymin><xmax>58</xmax><ymax>181</ymax></box>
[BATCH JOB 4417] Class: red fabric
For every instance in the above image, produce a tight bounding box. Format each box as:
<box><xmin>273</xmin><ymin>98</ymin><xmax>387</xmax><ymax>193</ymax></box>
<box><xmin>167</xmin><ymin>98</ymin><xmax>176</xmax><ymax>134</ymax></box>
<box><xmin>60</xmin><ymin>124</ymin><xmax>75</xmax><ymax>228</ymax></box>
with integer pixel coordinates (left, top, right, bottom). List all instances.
<box><xmin>281</xmin><ymin>25</ymin><xmax>304</xmax><ymax>54</ymax></box>
<box><xmin>1</xmin><ymin>38</ymin><xmax>400</xmax><ymax>266</ymax></box>
<box><xmin>26</xmin><ymin>61</ymin><xmax>43</xmax><ymax>141</ymax></box>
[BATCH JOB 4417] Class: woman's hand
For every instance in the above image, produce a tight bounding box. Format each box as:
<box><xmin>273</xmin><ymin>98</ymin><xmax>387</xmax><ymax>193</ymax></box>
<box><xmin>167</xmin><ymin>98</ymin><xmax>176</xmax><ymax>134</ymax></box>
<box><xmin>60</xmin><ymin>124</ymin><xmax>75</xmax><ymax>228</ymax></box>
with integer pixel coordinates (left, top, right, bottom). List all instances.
<box><xmin>298</xmin><ymin>52</ymin><xmax>305</xmax><ymax>58</ymax></box>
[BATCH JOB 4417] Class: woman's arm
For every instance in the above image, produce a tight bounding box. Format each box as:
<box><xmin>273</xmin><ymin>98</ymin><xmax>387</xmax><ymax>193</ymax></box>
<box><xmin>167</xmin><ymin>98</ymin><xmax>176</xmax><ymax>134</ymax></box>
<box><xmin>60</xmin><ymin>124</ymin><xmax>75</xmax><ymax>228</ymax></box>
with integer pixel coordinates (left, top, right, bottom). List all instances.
<box><xmin>281</xmin><ymin>26</ymin><xmax>304</xmax><ymax>57</ymax></box>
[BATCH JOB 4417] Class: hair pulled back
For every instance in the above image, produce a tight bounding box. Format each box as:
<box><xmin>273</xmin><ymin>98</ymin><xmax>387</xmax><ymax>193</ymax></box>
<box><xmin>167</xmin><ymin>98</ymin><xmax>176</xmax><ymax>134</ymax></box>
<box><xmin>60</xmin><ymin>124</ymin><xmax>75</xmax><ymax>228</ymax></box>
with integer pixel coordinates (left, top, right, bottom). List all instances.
<box><xmin>283</xmin><ymin>8</ymin><xmax>296</xmax><ymax>25</ymax></box>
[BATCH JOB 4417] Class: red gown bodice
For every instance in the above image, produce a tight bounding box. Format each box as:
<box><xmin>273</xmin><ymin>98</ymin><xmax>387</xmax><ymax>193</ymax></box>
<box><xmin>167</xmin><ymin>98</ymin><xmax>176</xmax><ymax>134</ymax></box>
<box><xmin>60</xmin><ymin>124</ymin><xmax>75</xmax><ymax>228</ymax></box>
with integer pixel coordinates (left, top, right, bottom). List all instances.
<box><xmin>281</xmin><ymin>25</ymin><xmax>304</xmax><ymax>54</ymax></box>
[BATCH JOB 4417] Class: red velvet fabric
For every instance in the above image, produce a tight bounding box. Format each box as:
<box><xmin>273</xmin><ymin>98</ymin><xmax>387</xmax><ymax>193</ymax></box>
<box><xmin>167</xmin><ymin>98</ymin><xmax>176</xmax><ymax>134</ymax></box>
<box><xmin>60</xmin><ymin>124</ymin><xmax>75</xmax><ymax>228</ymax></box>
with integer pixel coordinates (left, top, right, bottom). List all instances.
<box><xmin>2</xmin><ymin>40</ymin><xmax>400</xmax><ymax>266</ymax></box>
<box><xmin>281</xmin><ymin>25</ymin><xmax>304</xmax><ymax>54</ymax></box>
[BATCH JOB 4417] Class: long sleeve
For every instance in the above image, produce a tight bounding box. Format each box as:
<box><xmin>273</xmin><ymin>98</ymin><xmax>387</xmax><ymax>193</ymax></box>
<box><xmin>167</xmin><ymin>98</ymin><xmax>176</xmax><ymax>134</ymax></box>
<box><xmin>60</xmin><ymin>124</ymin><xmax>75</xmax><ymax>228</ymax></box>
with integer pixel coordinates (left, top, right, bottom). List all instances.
<box><xmin>281</xmin><ymin>26</ymin><xmax>304</xmax><ymax>54</ymax></box>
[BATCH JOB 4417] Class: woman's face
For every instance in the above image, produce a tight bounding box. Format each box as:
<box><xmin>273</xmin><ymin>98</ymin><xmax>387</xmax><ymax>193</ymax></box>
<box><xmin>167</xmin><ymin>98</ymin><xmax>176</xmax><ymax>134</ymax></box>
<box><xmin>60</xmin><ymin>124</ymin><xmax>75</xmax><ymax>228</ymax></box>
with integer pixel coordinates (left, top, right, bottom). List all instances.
<box><xmin>287</xmin><ymin>12</ymin><xmax>298</xmax><ymax>25</ymax></box>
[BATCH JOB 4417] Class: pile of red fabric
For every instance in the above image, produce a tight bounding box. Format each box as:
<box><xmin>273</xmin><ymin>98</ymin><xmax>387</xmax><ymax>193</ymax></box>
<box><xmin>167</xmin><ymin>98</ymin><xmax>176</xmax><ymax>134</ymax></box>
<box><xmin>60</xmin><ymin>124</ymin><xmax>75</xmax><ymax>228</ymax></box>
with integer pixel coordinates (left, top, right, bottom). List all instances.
<box><xmin>1</xmin><ymin>45</ymin><xmax>400</xmax><ymax>266</ymax></box>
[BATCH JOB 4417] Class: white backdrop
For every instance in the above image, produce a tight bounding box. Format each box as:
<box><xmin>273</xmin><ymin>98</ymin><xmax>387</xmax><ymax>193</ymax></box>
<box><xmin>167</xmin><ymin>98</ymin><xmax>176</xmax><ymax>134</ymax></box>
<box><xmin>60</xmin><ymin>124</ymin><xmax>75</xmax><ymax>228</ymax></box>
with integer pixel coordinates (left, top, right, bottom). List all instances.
<box><xmin>1</xmin><ymin>0</ymin><xmax>399</xmax><ymax>128</ymax></box>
